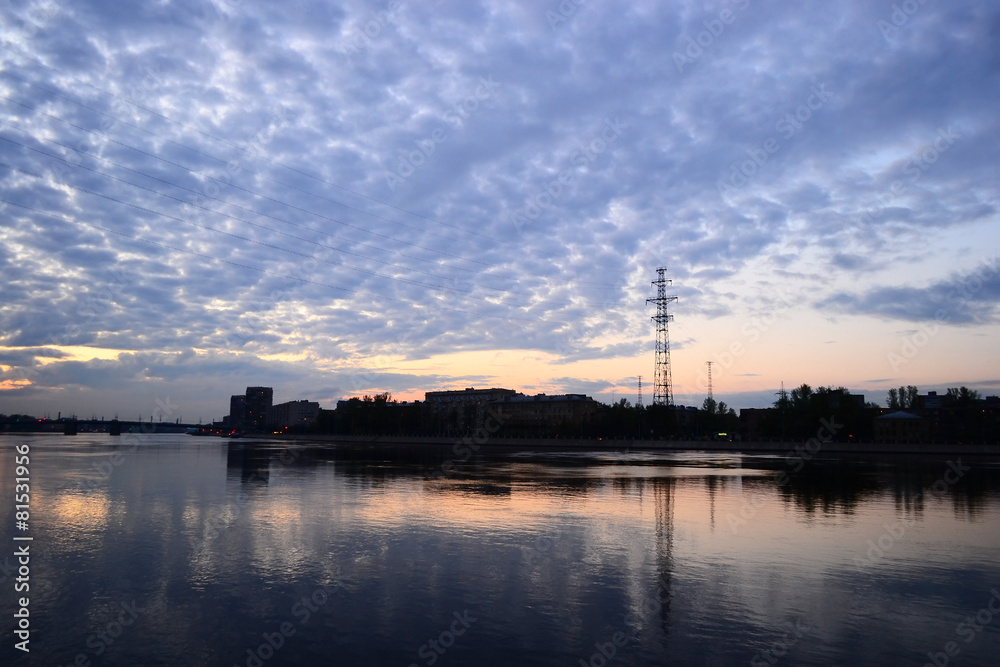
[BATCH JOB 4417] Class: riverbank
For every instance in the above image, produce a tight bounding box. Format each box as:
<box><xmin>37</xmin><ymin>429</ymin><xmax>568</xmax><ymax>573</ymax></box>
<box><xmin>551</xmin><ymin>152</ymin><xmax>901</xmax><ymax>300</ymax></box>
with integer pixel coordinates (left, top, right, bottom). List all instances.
<box><xmin>248</xmin><ymin>433</ymin><xmax>1000</xmax><ymax>456</ymax></box>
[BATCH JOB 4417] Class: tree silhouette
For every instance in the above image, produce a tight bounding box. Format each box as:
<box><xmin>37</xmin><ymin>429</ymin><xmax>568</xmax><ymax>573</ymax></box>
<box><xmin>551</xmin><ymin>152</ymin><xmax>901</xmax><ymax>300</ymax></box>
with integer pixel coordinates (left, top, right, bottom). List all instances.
<box><xmin>886</xmin><ymin>385</ymin><xmax>918</xmax><ymax>409</ymax></box>
<box><xmin>769</xmin><ymin>385</ymin><xmax>873</xmax><ymax>440</ymax></box>
<box><xmin>946</xmin><ymin>386</ymin><xmax>981</xmax><ymax>405</ymax></box>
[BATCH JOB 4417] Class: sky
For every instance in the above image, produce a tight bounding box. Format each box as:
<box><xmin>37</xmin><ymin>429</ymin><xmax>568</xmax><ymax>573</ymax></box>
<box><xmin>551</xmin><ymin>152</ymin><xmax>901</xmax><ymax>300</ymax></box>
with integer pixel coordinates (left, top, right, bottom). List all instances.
<box><xmin>0</xmin><ymin>0</ymin><xmax>998</xmax><ymax>422</ymax></box>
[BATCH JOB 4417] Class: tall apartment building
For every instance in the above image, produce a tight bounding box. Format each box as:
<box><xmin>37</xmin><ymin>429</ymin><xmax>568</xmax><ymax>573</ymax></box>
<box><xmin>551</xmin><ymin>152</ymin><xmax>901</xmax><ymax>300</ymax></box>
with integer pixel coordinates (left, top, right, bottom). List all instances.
<box><xmin>228</xmin><ymin>395</ymin><xmax>247</xmax><ymax>429</ymax></box>
<box><xmin>245</xmin><ymin>386</ymin><xmax>273</xmax><ymax>431</ymax></box>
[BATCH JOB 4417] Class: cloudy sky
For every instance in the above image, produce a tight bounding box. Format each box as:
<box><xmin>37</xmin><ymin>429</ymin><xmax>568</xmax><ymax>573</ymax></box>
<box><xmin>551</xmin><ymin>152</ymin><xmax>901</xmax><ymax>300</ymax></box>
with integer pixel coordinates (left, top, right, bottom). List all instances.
<box><xmin>1</xmin><ymin>0</ymin><xmax>998</xmax><ymax>421</ymax></box>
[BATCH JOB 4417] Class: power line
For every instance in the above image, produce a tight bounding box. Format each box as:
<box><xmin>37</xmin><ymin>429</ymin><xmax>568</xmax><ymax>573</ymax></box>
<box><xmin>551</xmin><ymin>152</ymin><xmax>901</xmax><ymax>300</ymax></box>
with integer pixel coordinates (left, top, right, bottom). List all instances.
<box><xmin>0</xmin><ymin>130</ymin><xmax>578</xmax><ymax>305</ymax></box>
<box><xmin>0</xmin><ymin>95</ymin><xmax>486</xmax><ymax>271</ymax></box>
<box><xmin>0</xmin><ymin>46</ymin><xmax>498</xmax><ymax>242</ymax></box>
<box><xmin>0</xmin><ymin>93</ymin><xmax>619</xmax><ymax>290</ymax></box>
<box><xmin>0</xmin><ymin>157</ymin><xmax>482</xmax><ymax>296</ymax></box>
<box><xmin>0</xmin><ymin>195</ymin><xmax>550</xmax><ymax>324</ymax></box>
<box><xmin>1</xmin><ymin>159</ymin><xmax>569</xmax><ymax>315</ymax></box>
<box><xmin>0</xmin><ymin>48</ymin><xmax>625</xmax><ymax>274</ymax></box>
<box><xmin>0</xmin><ymin>118</ymin><xmax>455</xmax><ymax>272</ymax></box>
<box><xmin>1</xmin><ymin>160</ymin><xmax>581</xmax><ymax>314</ymax></box>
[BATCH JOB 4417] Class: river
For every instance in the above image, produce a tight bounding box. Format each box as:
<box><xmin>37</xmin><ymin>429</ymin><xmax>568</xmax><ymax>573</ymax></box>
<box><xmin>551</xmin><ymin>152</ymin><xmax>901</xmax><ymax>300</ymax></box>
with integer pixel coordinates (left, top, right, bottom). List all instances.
<box><xmin>2</xmin><ymin>434</ymin><xmax>999</xmax><ymax>666</ymax></box>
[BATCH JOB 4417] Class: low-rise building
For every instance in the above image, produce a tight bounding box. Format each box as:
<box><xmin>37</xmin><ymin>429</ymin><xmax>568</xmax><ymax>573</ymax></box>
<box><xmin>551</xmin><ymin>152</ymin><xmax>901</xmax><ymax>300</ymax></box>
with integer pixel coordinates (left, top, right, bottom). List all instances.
<box><xmin>424</xmin><ymin>387</ymin><xmax>518</xmax><ymax>434</ymax></box>
<box><xmin>266</xmin><ymin>400</ymin><xmax>319</xmax><ymax>429</ymax></box>
<box><xmin>874</xmin><ymin>410</ymin><xmax>929</xmax><ymax>443</ymax></box>
<box><xmin>489</xmin><ymin>393</ymin><xmax>600</xmax><ymax>437</ymax></box>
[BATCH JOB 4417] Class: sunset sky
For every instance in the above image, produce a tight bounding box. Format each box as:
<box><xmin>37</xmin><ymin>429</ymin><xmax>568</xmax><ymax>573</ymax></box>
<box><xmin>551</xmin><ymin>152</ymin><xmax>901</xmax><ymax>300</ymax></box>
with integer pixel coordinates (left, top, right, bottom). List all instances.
<box><xmin>1</xmin><ymin>0</ymin><xmax>998</xmax><ymax>421</ymax></box>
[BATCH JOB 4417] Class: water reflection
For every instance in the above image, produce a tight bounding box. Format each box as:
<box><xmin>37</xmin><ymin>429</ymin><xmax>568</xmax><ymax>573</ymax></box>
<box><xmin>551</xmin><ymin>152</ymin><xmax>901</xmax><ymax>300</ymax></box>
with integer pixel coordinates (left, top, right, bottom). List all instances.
<box><xmin>226</xmin><ymin>442</ymin><xmax>271</xmax><ymax>485</ymax></box>
<box><xmin>652</xmin><ymin>478</ymin><xmax>674</xmax><ymax>636</ymax></box>
<box><xmin>1</xmin><ymin>436</ymin><xmax>998</xmax><ymax>666</ymax></box>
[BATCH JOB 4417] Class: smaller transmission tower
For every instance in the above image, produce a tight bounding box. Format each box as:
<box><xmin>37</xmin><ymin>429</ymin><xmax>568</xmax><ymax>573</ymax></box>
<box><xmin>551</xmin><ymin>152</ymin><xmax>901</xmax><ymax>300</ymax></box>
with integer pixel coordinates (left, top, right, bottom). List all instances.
<box><xmin>706</xmin><ymin>361</ymin><xmax>713</xmax><ymax>401</ymax></box>
<box><xmin>647</xmin><ymin>267</ymin><xmax>679</xmax><ymax>406</ymax></box>
<box><xmin>637</xmin><ymin>376</ymin><xmax>644</xmax><ymax>409</ymax></box>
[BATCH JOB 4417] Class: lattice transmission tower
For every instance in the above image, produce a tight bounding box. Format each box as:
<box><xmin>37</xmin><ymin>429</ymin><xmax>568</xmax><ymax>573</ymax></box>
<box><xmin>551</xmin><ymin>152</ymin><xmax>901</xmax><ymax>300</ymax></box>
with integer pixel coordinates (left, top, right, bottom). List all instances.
<box><xmin>646</xmin><ymin>267</ymin><xmax>679</xmax><ymax>406</ymax></box>
<box><xmin>706</xmin><ymin>361</ymin><xmax>713</xmax><ymax>401</ymax></box>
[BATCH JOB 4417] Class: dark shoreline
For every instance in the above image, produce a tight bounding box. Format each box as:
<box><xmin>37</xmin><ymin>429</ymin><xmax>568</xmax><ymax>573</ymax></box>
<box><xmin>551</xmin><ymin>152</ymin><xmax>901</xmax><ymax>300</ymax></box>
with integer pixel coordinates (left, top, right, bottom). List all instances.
<box><xmin>6</xmin><ymin>431</ymin><xmax>997</xmax><ymax>456</ymax></box>
<box><xmin>246</xmin><ymin>433</ymin><xmax>1000</xmax><ymax>456</ymax></box>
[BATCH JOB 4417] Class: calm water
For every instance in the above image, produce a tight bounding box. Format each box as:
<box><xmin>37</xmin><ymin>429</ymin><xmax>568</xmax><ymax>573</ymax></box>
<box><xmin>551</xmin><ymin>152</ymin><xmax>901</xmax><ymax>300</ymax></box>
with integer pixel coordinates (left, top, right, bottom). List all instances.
<box><xmin>2</xmin><ymin>434</ymin><xmax>999</xmax><ymax>666</ymax></box>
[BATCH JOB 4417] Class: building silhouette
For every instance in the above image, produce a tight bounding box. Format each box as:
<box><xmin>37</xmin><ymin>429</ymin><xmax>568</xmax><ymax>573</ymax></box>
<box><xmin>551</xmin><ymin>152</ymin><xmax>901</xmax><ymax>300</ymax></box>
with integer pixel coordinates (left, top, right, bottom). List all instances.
<box><xmin>228</xmin><ymin>394</ymin><xmax>247</xmax><ymax>429</ymax></box>
<box><xmin>267</xmin><ymin>400</ymin><xmax>320</xmax><ymax>429</ymax></box>
<box><xmin>425</xmin><ymin>387</ymin><xmax>517</xmax><ymax>434</ymax></box>
<box><xmin>874</xmin><ymin>411</ymin><xmax>929</xmax><ymax>443</ymax></box>
<box><xmin>225</xmin><ymin>386</ymin><xmax>273</xmax><ymax>431</ymax></box>
<box><xmin>490</xmin><ymin>393</ymin><xmax>599</xmax><ymax>437</ymax></box>
<box><xmin>245</xmin><ymin>387</ymin><xmax>273</xmax><ymax>431</ymax></box>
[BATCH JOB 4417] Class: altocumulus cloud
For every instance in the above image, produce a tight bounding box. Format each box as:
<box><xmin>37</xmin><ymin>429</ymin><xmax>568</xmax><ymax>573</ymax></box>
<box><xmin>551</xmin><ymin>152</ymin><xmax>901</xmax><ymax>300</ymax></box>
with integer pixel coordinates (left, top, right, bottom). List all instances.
<box><xmin>0</xmin><ymin>0</ymin><xmax>997</xmax><ymax>415</ymax></box>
